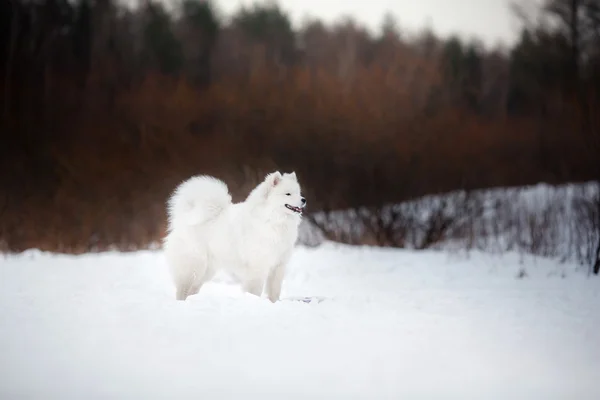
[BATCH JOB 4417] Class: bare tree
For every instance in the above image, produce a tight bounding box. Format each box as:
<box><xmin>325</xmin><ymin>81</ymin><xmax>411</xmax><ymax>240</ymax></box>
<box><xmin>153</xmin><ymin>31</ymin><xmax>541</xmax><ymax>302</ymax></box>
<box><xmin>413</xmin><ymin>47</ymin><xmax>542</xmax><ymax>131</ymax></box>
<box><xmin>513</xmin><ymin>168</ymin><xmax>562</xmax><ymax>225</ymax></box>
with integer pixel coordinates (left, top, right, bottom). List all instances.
<box><xmin>4</xmin><ymin>0</ymin><xmax>19</xmax><ymax>120</ymax></box>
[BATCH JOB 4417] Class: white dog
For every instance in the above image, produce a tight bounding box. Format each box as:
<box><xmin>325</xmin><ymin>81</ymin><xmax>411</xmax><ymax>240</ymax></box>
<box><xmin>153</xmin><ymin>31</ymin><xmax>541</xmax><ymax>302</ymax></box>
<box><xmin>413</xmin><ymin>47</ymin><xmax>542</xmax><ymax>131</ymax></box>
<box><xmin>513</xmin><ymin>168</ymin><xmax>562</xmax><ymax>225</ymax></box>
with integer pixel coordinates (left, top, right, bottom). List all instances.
<box><xmin>163</xmin><ymin>171</ymin><xmax>306</xmax><ymax>302</ymax></box>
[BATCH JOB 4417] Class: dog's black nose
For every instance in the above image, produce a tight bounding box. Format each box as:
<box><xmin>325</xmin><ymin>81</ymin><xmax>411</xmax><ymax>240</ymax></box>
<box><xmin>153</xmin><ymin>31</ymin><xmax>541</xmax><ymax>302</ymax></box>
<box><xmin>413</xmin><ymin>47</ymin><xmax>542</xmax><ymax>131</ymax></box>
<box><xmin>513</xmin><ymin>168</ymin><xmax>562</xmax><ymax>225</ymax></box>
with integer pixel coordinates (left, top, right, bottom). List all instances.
<box><xmin>301</xmin><ymin>197</ymin><xmax>306</xmax><ymax>206</ymax></box>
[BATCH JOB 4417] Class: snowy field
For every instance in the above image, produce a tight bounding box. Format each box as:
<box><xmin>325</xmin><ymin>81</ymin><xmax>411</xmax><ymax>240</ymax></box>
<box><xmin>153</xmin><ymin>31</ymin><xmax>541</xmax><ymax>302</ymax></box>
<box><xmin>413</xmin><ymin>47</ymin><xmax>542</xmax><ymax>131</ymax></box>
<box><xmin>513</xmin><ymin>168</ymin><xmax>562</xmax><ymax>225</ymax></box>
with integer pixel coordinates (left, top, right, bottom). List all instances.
<box><xmin>1</xmin><ymin>242</ymin><xmax>600</xmax><ymax>399</ymax></box>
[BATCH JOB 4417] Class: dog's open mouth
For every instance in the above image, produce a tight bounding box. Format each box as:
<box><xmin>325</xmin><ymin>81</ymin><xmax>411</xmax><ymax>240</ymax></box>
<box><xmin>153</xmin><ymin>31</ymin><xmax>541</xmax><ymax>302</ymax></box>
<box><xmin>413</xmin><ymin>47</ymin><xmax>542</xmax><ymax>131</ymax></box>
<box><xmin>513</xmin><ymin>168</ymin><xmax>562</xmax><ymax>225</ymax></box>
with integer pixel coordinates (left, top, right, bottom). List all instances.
<box><xmin>285</xmin><ymin>204</ymin><xmax>303</xmax><ymax>214</ymax></box>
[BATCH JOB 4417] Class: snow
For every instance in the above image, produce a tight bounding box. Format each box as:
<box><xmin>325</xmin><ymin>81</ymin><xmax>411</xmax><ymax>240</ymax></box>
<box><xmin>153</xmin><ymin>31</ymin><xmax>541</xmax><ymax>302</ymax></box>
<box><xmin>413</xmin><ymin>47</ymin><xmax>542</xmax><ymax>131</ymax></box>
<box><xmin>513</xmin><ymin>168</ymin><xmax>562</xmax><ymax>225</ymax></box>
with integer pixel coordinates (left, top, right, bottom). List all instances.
<box><xmin>1</xmin><ymin>243</ymin><xmax>599</xmax><ymax>399</ymax></box>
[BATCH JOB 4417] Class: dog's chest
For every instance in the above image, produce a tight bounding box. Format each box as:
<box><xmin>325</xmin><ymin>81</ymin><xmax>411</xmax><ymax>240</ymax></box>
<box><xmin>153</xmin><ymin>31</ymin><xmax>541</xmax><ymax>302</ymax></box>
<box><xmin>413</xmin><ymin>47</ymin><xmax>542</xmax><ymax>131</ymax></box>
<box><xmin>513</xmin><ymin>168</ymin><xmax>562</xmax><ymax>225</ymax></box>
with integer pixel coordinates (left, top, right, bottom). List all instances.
<box><xmin>242</xmin><ymin>223</ymin><xmax>297</xmax><ymax>266</ymax></box>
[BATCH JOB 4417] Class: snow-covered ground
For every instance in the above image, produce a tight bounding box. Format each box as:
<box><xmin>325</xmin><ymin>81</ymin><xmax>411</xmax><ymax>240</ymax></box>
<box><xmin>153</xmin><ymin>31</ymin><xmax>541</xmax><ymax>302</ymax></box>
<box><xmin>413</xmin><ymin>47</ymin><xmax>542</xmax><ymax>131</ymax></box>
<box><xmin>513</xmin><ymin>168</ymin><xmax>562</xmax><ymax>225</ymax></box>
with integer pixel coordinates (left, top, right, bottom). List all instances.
<box><xmin>1</xmin><ymin>243</ymin><xmax>599</xmax><ymax>399</ymax></box>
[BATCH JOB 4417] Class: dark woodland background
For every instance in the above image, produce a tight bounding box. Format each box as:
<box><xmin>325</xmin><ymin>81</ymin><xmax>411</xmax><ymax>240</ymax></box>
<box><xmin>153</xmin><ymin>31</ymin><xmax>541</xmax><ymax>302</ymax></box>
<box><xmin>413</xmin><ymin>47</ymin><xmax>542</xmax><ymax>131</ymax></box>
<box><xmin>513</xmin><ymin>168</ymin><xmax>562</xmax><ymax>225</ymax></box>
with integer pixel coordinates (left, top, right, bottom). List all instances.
<box><xmin>0</xmin><ymin>0</ymin><xmax>599</xmax><ymax>269</ymax></box>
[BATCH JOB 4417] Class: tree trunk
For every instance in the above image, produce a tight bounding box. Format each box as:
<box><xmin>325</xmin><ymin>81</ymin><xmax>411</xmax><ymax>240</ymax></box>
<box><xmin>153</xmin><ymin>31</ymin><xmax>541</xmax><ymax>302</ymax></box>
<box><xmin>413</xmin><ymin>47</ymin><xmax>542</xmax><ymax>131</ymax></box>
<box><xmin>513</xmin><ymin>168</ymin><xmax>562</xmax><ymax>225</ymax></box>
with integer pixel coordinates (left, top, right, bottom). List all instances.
<box><xmin>570</xmin><ymin>0</ymin><xmax>580</xmax><ymax>82</ymax></box>
<box><xmin>594</xmin><ymin>181</ymin><xmax>600</xmax><ymax>275</ymax></box>
<box><xmin>593</xmin><ymin>243</ymin><xmax>600</xmax><ymax>274</ymax></box>
<box><xmin>3</xmin><ymin>1</ymin><xmax>18</xmax><ymax>121</ymax></box>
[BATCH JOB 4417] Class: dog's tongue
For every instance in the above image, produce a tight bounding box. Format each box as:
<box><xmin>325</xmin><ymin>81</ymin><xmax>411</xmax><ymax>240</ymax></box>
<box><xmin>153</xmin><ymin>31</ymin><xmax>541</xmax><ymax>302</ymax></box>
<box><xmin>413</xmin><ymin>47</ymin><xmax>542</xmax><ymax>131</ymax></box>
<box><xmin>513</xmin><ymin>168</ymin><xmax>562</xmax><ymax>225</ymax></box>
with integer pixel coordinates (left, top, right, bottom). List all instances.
<box><xmin>286</xmin><ymin>204</ymin><xmax>302</xmax><ymax>213</ymax></box>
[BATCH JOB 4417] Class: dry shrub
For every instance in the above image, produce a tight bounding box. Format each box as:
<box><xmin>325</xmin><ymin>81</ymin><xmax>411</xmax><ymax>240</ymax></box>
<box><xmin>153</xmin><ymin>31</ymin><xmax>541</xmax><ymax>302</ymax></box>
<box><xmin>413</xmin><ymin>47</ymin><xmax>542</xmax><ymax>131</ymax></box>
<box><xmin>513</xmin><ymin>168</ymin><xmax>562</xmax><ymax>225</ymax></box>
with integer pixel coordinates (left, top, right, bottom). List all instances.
<box><xmin>306</xmin><ymin>182</ymin><xmax>599</xmax><ymax>268</ymax></box>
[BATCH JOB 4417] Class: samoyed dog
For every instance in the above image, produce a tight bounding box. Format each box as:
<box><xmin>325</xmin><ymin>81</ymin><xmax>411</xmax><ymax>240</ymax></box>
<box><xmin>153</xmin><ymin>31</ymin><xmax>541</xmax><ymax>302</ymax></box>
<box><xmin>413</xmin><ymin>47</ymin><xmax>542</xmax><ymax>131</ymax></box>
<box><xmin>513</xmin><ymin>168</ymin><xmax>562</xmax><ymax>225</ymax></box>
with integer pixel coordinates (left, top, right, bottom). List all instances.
<box><xmin>163</xmin><ymin>171</ymin><xmax>306</xmax><ymax>302</ymax></box>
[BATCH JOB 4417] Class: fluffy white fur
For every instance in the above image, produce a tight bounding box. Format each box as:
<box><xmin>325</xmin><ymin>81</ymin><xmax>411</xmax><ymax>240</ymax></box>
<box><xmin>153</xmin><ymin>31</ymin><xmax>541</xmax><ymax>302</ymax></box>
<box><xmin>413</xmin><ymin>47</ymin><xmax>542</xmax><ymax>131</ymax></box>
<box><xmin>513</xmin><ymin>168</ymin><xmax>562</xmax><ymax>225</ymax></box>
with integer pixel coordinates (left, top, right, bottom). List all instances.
<box><xmin>163</xmin><ymin>171</ymin><xmax>306</xmax><ymax>302</ymax></box>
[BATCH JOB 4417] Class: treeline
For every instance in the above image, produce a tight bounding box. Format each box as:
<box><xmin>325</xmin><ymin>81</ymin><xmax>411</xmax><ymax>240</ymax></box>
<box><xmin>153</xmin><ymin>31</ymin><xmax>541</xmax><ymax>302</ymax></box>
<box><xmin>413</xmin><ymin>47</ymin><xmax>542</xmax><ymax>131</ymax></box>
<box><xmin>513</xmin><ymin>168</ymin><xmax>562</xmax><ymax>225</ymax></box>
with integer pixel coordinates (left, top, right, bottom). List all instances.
<box><xmin>0</xmin><ymin>0</ymin><xmax>598</xmax><ymax>253</ymax></box>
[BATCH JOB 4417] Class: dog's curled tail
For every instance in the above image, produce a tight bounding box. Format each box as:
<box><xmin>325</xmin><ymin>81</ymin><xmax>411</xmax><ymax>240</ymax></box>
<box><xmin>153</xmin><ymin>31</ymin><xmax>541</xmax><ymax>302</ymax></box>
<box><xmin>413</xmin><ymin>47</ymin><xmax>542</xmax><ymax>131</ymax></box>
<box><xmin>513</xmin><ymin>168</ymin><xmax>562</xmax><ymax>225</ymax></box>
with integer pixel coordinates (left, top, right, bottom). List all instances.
<box><xmin>166</xmin><ymin>175</ymin><xmax>232</xmax><ymax>231</ymax></box>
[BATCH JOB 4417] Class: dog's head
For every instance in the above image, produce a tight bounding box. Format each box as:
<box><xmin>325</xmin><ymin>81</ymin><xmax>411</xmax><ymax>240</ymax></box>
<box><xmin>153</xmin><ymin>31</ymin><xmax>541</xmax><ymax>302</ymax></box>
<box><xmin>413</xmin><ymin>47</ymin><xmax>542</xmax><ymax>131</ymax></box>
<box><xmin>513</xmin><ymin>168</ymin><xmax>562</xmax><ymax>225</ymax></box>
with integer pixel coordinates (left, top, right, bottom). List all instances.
<box><xmin>262</xmin><ymin>171</ymin><xmax>306</xmax><ymax>218</ymax></box>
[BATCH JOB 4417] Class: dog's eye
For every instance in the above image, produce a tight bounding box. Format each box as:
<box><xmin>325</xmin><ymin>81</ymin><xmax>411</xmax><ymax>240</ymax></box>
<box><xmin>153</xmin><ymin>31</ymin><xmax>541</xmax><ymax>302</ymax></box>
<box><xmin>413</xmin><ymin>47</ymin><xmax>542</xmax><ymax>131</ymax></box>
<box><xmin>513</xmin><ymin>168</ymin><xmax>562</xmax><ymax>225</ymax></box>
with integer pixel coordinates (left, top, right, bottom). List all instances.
<box><xmin>286</xmin><ymin>193</ymin><xmax>291</xmax><ymax>196</ymax></box>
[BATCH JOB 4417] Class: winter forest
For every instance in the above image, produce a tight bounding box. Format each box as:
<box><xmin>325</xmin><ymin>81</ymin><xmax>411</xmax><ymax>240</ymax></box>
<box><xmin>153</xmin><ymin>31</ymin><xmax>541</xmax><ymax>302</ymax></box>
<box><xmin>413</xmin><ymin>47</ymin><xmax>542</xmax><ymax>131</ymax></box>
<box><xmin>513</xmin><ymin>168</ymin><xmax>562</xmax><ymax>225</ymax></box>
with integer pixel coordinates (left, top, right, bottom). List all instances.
<box><xmin>1</xmin><ymin>0</ymin><xmax>599</xmax><ymax>270</ymax></box>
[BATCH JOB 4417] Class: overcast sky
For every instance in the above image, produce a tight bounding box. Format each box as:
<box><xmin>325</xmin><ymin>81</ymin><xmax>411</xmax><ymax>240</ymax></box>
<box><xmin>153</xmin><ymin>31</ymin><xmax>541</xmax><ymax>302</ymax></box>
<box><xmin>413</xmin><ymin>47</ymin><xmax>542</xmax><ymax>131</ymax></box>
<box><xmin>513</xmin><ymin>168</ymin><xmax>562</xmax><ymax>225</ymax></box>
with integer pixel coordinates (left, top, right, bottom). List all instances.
<box><xmin>216</xmin><ymin>0</ymin><xmax>523</xmax><ymax>48</ymax></box>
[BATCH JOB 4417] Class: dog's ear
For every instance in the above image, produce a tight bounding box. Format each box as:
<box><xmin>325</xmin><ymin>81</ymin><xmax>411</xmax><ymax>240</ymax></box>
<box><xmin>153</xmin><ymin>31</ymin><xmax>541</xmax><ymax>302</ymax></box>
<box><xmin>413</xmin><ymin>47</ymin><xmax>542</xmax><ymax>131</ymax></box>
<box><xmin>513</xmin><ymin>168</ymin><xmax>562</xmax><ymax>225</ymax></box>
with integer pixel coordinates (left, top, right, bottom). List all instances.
<box><xmin>282</xmin><ymin>172</ymin><xmax>297</xmax><ymax>180</ymax></box>
<box><xmin>266</xmin><ymin>171</ymin><xmax>282</xmax><ymax>187</ymax></box>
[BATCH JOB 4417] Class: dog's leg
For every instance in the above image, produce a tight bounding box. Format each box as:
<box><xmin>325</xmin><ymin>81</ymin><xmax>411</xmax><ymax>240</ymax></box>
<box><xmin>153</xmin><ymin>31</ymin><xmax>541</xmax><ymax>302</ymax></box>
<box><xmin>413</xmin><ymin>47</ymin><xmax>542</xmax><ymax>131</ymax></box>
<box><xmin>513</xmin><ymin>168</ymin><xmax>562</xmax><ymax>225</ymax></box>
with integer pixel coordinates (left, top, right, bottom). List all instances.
<box><xmin>175</xmin><ymin>286</ymin><xmax>189</xmax><ymax>301</ymax></box>
<box><xmin>187</xmin><ymin>281</ymin><xmax>204</xmax><ymax>297</ymax></box>
<box><xmin>187</xmin><ymin>266</ymin><xmax>215</xmax><ymax>297</ymax></box>
<box><xmin>176</xmin><ymin>276</ymin><xmax>205</xmax><ymax>300</ymax></box>
<box><xmin>172</xmin><ymin>256</ymin><xmax>209</xmax><ymax>301</ymax></box>
<box><xmin>173</xmin><ymin>269</ymin><xmax>195</xmax><ymax>301</ymax></box>
<box><xmin>266</xmin><ymin>263</ymin><xmax>286</xmax><ymax>303</ymax></box>
<box><xmin>242</xmin><ymin>278</ymin><xmax>264</xmax><ymax>298</ymax></box>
